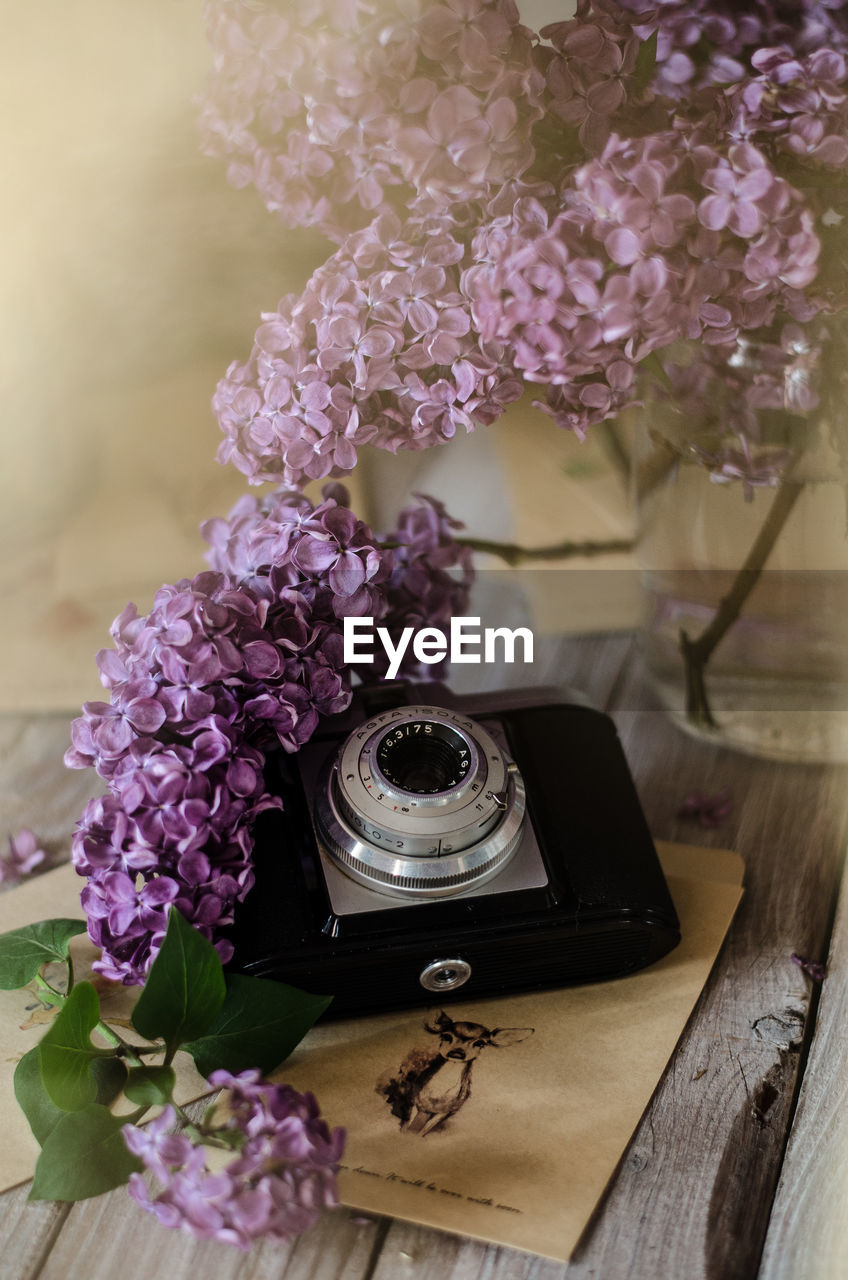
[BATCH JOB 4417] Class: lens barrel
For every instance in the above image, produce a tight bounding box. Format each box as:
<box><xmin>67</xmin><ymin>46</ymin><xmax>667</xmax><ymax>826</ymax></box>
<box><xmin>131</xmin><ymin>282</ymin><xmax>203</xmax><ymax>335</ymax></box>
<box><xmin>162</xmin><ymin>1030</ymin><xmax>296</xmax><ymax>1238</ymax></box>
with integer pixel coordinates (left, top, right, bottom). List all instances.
<box><xmin>313</xmin><ymin>705</ymin><xmax>525</xmax><ymax>898</ymax></box>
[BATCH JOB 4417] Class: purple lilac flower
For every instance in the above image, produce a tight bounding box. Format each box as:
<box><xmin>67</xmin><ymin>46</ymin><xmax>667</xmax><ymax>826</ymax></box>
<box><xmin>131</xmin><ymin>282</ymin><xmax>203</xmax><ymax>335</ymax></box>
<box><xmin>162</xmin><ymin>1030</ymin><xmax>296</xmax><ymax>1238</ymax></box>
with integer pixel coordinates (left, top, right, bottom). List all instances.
<box><xmin>539</xmin><ymin>1</ymin><xmax>648</xmax><ymax>155</ymax></box>
<box><xmin>463</xmin><ymin>123</ymin><xmax>820</xmax><ymax>438</ymax></box>
<box><xmin>1</xmin><ymin>830</ymin><xmax>49</xmax><ymax>885</ymax></box>
<box><xmin>213</xmin><ymin>211</ymin><xmax>523</xmax><ymax>486</ymax></box>
<box><xmin>65</xmin><ymin>560</ymin><xmax>356</xmax><ymax>983</ymax></box>
<box><xmin>202</xmin><ymin>485</ymin><xmax>392</xmax><ymax>619</ymax></box>
<box><xmin>376</xmin><ymin>494</ymin><xmax>475</xmax><ymax>679</ymax></box>
<box><xmin>123</xmin><ymin>1074</ymin><xmax>344</xmax><ymax>1250</ymax></box>
<box><xmin>68</xmin><ymin>486</ymin><xmax>474</xmax><ymax>983</ymax></box>
<box><xmin>790</xmin><ymin>952</ymin><xmax>827</xmax><ymax>982</ymax></box>
<box><xmin>615</xmin><ymin>0</ymin><xmax>848</xmax><ymax>100</ymax></box>
<box><xmin>732</xmin><ymin>46</ymin><xmax>848</xmax><ymax>169</ymax></box>
<box><xmin>677</xmin><ymin>787</ymin><xmax>732</xmax><ymax>827</ymax></box>
<box><xmin>203</xmin><ymin>0</ymin><xmax>845</xmax><ymax>479</ymax></box>
<box><xmin>200</xmin><ymin>0</ymin><xmax>544</xmax><ymax>238</ymax></box>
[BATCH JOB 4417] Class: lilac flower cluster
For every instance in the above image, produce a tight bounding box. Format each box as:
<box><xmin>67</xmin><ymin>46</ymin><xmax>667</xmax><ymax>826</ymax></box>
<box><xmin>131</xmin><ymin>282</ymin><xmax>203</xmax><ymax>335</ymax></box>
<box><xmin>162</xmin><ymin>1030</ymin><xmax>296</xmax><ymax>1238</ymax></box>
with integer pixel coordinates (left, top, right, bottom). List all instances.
<box><xmin>465</xmin><ymin>127</ymin><xmax>819</xmax><ymax>436</ymax></box>
<box><xmin>200</xmin><ymin>0</ymin><xmax>545</xmax><ymax>239</ymax></box>
<box><xmin>731</xmin><ymin>47</ymin><xmax>848</xmax><ymax>173</ymax></box>
<box><xmin>203</xmin><ymin>0</ymin><xmax>848</xmax><ymax>493</ymax></box>
<box><xmin>616</xmin><ymin>0</ymin><xmax>848</xmax><ymax>100</ymax></box>
<box><xmin>124</xmin><ymin>1072</ymin><xmax>344</xmax><ymax>1249</ymax></box>
<box><xmin>214</xmin><ymin>209</ymin><xmax>527</xmax><ymax>487</ymax></box>
<box><xmin>67</xmin><ymin>486</ymin><xmax>471</xmax><ymax>984</ymax></box>
<box><xmin>378</xmin><ymin>493</ymin><xmax>475</xmax><ymax>678</ymax></box>
<box><xmin>537</xmin><ymin>1</ymin><xmax>649</xmax><ymax>157</ymax></box>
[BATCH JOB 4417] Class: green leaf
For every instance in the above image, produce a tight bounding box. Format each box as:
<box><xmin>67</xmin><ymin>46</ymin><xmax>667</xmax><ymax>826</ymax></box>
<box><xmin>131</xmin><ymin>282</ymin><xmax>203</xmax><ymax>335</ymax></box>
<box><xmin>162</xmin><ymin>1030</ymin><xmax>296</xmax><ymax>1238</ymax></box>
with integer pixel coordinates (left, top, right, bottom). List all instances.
<box><xmin>634</xmin><ymin>29</ymin><xmax>658</xmax><ymax>94</ymax></box>
<box><xmin>39</xmin><ymin>981</ymin><xmax>112</xmax><ymax>1112</ymax></box>
<box><xmin>0</xmin><ymin>920</ymin><xmax>87</xmax><ymax>989</ymax></box>
<box><xmin>14</xmin><ymin>1048</ymin><xmax>65</xmax><ymax>1146</ymax></box>
<box><xmin>29</xmin><ymin>1105</ymin><xmax>142</xmax><ymax>1202</ymax></box>
<box><xmin>183</xmin><ymin>973</ymin><xmax>331</xmax><ymax>1078</ymax></box>
<box><xmin>131</xmin><ymin>908</ymin><xmax>226</xmax><ymax>1055</ymax></box>
<box><xmin>90</xmin><ymin>1056</ymin><xmax>128</xmax><ymax>1107</ymax></box>
<box><xmin>124</xmin><ymin>1065</ymin><xmax>176</xmax><ymax>1106</ymax></box>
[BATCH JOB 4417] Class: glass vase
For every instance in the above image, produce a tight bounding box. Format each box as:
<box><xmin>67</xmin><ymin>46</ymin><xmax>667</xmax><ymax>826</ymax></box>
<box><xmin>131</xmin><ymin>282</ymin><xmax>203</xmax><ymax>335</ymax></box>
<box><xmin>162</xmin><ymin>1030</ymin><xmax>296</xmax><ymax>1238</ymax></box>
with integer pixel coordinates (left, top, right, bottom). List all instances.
<box><xmin>635</xmin><ymin>346</ymin><xmax>848</xmax><ymax>764</ymax></box>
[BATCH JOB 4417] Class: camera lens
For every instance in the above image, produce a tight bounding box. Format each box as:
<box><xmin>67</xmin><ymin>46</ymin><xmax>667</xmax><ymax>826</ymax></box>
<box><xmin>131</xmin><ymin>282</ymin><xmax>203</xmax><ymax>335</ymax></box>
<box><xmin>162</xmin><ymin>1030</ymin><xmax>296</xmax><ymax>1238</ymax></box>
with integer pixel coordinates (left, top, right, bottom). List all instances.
<box><xmin>314</xmin><ymin>705</ymin><xmax>526</xmax><ymax>899</ymax></box>
<box><xmin>375</xmin><ymin>721</ymin><xmax>470</xmax><ymax>795</ymax></box>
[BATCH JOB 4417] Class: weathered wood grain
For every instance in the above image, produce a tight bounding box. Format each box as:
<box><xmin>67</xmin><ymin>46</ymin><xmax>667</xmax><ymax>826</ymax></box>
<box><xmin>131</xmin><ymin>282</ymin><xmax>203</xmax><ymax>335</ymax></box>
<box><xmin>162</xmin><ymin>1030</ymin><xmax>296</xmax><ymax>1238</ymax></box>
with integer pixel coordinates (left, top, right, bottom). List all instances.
<box><xmin>758</xmin><ymin>832</ymin><xmax>848</xmax><ymax>1280</ymax></box>
<box><xmin>37</xmin><ymin>1202</ymin><xmax>387</xmax><ymax>1280</ymax></box>
<box><xmin>0</xmin><ymin>1184</ymin><xmax>70</xmax><ymax>1280</ymax></box>
<box><xmin>370</xmin><ymin>1223</ymin><xmax>566</xmax><ymax>1279</ymax></box>
<box><xmin>561</xmin><ymin>660</ymin><xmax>848</xmax><ymax>1280</ymax></box>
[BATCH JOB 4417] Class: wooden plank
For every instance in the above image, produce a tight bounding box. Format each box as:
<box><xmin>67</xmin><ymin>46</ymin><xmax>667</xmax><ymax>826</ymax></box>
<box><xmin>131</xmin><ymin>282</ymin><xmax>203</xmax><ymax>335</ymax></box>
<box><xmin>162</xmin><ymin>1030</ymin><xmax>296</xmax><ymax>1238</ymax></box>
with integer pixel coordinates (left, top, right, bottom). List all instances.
<box><xmin>560</xmin><ymin>660</ymin><xmax>848</xmax><ymax>1280</ymax></box>
<box><xmin>37</xmin><ymin>1202</ymin><xmax>387</xmax><ymax>1280</ymax></box>
<box><xmin>758</xmin><ymin>840</ymin><xmax>848</xmax><ymax>1280</ymax></box>
<box><xmin>0</xmin><ymin>1185</ymin><xmax>69</xmax><ymax>1280</ymax></box>
<box><xmin>370</xmin><ymin>1223</ymin><xmax>566</xmax><ymax>1279</ymax></box>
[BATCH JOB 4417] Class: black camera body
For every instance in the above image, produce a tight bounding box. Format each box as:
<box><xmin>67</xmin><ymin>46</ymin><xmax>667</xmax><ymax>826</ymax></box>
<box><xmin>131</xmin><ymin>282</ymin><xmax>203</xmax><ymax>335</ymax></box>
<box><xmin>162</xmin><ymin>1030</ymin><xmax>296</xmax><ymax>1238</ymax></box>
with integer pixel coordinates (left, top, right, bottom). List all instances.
<box><xmin>227</xmin><ymin>683</ymin><xmax>681</xmax><ymax>1017</ymax></box>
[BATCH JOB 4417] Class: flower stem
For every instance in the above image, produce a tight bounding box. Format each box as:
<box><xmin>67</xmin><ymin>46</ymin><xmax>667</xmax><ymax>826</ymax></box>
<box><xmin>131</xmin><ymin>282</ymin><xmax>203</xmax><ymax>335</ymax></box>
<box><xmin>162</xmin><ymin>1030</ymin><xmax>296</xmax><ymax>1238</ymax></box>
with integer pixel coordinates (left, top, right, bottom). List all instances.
<box><xmin>458</xmin><ymin>534</ymin><xmax>632</xmax><ymax>565</ymax></box>
<box><xmin>679</xmin><ymin>480</ymin><xmax>805</xmax><ymax>729</ymax></box>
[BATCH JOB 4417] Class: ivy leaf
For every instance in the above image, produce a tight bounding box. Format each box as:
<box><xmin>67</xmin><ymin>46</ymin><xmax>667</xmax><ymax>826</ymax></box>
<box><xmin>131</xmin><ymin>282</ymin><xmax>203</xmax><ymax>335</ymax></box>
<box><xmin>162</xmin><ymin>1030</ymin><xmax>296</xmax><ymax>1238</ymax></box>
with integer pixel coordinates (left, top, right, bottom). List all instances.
<box><xmin>13</xmin><ymin>1048</ymin><xmax>65</xmax><ymax>1147</ymax></box>
<box><xmin>131</xmin><ymin>908</ymin><xmax>226</xmax><ymax>1055</ymax></box>
<box><xmin>634</xmin><ymin>29</ymin><xmax>658</xmax><ymax>94</ymax></box>
<box><xmin>0</xmin><ymin>920</ymin><xmax>87</xmax><ymax>989</ymax></box>
<box><xmin>124</xmin><ymin>1065</ymin><xmax>176</xmax><ymax>1107</ymax></box>
<box><xmin>39</xmin><ymin>981</ymin><xmax>112</xmax><ymax>1112</ymax></box>
<box><xmin>29</xmin><ymin>1105</ymin><xmax>142</xmax><ymax>1202</ymax></box>
<box><xmin>183</xmin><ymin>974</ymin><xmax>331</xmax><ymax>1078</ymax></box>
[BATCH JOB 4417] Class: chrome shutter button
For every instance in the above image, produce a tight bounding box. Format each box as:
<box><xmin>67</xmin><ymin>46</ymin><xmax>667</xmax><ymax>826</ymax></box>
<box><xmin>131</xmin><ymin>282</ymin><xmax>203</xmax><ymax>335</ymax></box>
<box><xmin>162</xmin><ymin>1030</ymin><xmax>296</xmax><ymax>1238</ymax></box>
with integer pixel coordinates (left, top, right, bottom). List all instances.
<box><xmin>419</xmin><ymin>958</ymin><xmax>472</xmax><ymax>992</ymax></box>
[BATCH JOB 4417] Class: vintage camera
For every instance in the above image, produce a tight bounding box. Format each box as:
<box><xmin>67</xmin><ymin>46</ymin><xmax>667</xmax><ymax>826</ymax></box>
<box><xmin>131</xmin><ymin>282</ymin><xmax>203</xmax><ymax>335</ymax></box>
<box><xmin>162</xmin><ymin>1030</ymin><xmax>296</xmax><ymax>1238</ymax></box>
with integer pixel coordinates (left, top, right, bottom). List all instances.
<box><xmin>227</xmin><ymin>683</ymin><xmax>681</xmax><ymax>1017</ymax></box>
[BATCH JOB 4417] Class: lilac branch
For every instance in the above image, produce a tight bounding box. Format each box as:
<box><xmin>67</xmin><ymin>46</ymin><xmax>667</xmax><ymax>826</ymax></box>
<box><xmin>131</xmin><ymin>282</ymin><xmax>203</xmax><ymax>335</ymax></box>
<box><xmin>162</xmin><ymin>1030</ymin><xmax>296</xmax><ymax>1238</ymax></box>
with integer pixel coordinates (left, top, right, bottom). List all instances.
<box><xmin>679</xmin><ymin>480</ymin><xmax>805</xmax><ymax>729</ymax></box>
<box><xmin>458</xmin><ymin>534</ymin><xmax>633</xmax><ymax>566</ymax></box>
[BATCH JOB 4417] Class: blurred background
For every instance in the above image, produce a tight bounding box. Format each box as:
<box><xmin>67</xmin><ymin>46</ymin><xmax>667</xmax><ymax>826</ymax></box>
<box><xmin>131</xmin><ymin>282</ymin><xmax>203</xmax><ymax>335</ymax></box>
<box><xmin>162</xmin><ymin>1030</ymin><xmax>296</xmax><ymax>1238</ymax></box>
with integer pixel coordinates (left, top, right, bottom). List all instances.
<box><xmin>0</xmin><ymin>0</ymin><xmax>633</xmax><ymax>715</ymax></box>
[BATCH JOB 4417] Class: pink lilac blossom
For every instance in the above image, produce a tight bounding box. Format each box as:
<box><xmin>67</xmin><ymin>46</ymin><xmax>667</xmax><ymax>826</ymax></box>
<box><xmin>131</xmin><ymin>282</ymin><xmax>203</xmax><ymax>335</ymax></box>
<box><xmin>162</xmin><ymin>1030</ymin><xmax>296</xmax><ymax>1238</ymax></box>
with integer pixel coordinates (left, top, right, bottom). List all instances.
<box><xmin>213</xmin><ymin>210</ymin><xmax>523</xmax><ymax>487</ymax></box>
<box><xmin>615</xmin><ymin>0</ymin><xmax>848</xmax><ymax>100</ymax></box>
<box><xmin>199</xmin><ymin>0</ymin><xmax>545</xmax><ymax>239</ymax></box>
<box><xmin>463</xmin><ymin>128</ymin><xmax>819</xmax><ymax>438</ymax></box>
<box><xmin>731</xmin><ymin>47</ymin><xmax>848</xmax><ymax>171</ymax></box>
<box><xmin>538</xmin><ymin>0</ymin><xmax>649</xmax><ymax>156</ymax></box>
<box><xmin>203</xmin><ymin>0</ymin><xmax>848</xmax><ymax>490</ymax></box>
<box><xmin>377</xmin><ymin>494</ymin><xmax>475</xmax><ymax>678</ymax></box>
<box><xmin>1</xmin><ymin>829</ymin><xmax>49</xmax><ymax>885</ymax></box>
<box><xmin>676</xmin><ymin>787</ymin><xmax>732</xmax><ymax>827</ymax></box>
<box><xmin>790</xmin><ymin>952</ymin><xmax>827</xmax><ymax>982</ymax></box>
<box><xmin>123</xmin><ymin>1073</ymin><xmax>344</xmax><ymax>1249</ymax></box>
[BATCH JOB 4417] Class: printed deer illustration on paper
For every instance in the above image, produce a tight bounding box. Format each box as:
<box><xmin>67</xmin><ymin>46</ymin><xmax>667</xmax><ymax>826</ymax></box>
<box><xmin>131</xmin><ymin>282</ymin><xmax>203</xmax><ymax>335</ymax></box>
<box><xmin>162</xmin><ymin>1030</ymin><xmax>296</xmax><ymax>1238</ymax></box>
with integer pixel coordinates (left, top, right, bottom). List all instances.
<box><xmin>377</xmin><ymin>1010</ymin><xmax>534</xmax><ymax>1136</ymax></box>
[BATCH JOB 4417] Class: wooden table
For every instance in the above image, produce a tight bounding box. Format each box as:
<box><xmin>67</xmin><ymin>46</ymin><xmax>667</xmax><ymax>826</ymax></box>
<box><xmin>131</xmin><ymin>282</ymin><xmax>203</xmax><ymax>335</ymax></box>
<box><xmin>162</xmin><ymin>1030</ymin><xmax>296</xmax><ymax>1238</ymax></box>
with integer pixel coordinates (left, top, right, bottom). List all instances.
<box><xmin>1</xmin><ymin>633</ymin><xmax>847</xmax><ymax>1280</ymax></box>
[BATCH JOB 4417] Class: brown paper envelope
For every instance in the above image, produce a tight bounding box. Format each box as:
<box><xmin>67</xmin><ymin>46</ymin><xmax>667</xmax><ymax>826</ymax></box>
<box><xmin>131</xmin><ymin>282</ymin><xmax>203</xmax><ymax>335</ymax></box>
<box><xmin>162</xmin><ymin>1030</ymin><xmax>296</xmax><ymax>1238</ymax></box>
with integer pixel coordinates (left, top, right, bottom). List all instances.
<box><xmin>274</xmin><ymin>840</ymin><xmax>744</xmax><ymax>1262</ymax></box>
<box><xmin>0</xmin><ymin>840</ymin><xmax>742</xmax><ymax>1263</ymax></box>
